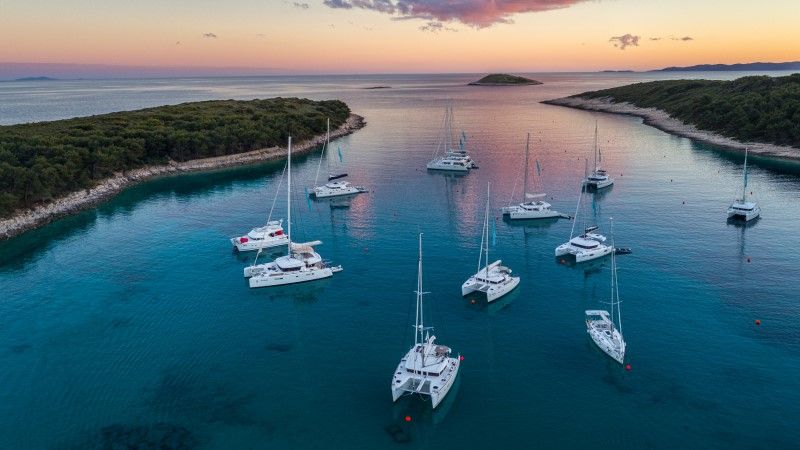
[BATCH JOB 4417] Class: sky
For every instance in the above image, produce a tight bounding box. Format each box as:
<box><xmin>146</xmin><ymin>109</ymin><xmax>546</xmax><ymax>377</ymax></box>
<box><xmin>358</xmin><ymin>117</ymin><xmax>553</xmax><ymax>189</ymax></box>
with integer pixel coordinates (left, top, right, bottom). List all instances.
<box><xmin>1</xmin><ymin>0</ymin><xmax>799</xmax><ymax>77</ymax></box>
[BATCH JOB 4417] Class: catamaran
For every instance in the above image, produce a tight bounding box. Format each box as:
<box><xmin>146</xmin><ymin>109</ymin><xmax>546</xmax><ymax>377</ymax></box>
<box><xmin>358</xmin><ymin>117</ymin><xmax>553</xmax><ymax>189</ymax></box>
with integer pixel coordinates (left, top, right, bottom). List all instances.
<box><xmin>310</xmin><ymin>118</ymin><xmax>367</xmax><ymax>198</ymax></box>
<box><xmin>502</xmin><ymin>133</ymin><xmax>565</xmax><ymax>220</ymax></box>
<box><xmin>426</xmin><ymin>106</ymin><xmax>477</xmax><ymax>172</ymax></box>
<box><xmin>586</xmin><ymin>218</ymin><xmax>626</xmax><ymax>364</ymax></box>
<box><xmin>230</xmin><ymin>164</ymin><xmax>289</xmax><ymax>252</ymax></box>
<box><xmin>392</xmin><ymin>234</ymin><xmax>460</xmax><ymax>409</ymax></box>
<box><xmin>463</xmin><ymin>183</ymin><xmax>520</xmax><ymax>302</ymax></box>
<box><xmin>584</xmin><ymin>123</ymin><xmax>614</xmax><ymax>190</ymax></box>
<box><xmin>727</xmin><ymin>147</ymin><xmax>761</xmax><ymax>221</ymax></box>
<box><xmin>245</xmin><ymin>136</ymin><xmax>342</xmax><ymax>287</ymax></box>
<box><xmin>555</xmin><ymin>175</ymin><xmax>613</xmax><ymax>263</ymax></box>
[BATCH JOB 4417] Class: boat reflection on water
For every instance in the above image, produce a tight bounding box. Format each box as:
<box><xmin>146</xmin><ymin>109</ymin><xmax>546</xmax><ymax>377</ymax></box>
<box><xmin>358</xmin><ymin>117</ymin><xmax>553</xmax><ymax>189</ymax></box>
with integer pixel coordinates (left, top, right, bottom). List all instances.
<box><xmin>583</xmin><ymin>182</ymin><xmax>614</xmax><ymax>199</ymax></box>
<box><xmin>726</xmin><ymin>215</ymin><xmax>760</xmax><ymax>229</ymax></box>
<box><xmin>557</xmin><ymin>254</ymin><xmax>608</xmax><ymax>275</ymax></box>
<box><xmin>502</xmin><ymin>215</ymin><xmax>560</xmax><ymax>229</ymax></box>
<box><xmin>253</xmin><ymin>281</ymin><xmax>327</xmax><ymax>304</ymax></box>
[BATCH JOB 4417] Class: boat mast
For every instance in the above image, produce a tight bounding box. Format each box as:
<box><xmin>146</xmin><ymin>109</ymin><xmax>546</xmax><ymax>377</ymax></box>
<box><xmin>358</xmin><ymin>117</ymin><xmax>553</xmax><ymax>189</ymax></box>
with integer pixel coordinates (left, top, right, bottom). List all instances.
<box><xmin>448</xmin><ymin>105</ymin><xmax>454</xmax><ymax>152</ymax></box>
<box><xmin>610</xmin><ymin>218</ymin><xmax>622</xmax><ymax>334</ymax></box>
<box><xmin>569</xmin><ymin>174</ymin><xmax>584</xmax><ymax>239</ymax></box>
<box><xmin>593</xmin><ymin>121</ymin><xmax>599</xmax><ymax>172</ymax></box>
<box><xmin>742</xmin><ymin>147</ymin><xmax>749</xmax><ymax>202</ymax></box>
<box><xmin>478</xmin><ymin>183</ymin><xmax>490</xmax><ymax>272</ymax></box>
<box><xmin>415</xmin><ymin>233</ymin><xmax>424</xmax><ymax>348</ymax></box>
<box><xmin>523</xmin><ymin>133</ymin><xmax>530</xmax><ymax>201</ymax></box>
<box><xmin>287</xmin><ymin>137</ymin><xmax>292</xmax><ymax>253</ymax></box>
<box><xmin>313</xmin><ymin>119</ymin><xmax>329</xmax><ymax>187</ymax></box>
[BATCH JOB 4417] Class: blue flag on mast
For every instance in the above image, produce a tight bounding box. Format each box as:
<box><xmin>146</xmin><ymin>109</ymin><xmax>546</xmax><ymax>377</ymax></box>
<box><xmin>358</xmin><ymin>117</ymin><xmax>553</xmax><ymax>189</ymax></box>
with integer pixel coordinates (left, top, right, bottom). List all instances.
<box><xmin>535</xmin><ymin>159</ymin><xmax>542</xmax><ymax>176</ymax></box>
<box><xmin>337</xmin><ymin>146</ymin><xmax>343</xmax><ymax>163</ymax></box>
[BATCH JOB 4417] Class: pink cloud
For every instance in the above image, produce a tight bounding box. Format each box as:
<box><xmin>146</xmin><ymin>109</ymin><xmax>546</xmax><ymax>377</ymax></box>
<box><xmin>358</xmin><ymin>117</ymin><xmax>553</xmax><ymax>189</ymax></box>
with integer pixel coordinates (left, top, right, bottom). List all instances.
<box><xmin>323</xmin><ymin>0</ymin><xmax>589</xmax><ymax>28</ymax></box>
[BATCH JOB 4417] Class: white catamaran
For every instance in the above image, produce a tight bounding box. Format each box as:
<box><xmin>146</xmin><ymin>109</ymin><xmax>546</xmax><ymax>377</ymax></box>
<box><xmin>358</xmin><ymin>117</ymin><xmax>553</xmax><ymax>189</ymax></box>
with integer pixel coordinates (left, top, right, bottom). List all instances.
<box><xmin>585</xmin><ymin>218</ymin><xmax>626</xmax><ymax>364</ymax></box>
<box><xmin>584</xmin><ymin>123</ymin><xmax>614</xmax><ymax>190</ymax></box>
<box><xmin>245</xmin><ymin>136</ymin><xmax>342</xmax><ymax>287</ymax></box>
<box><xmin>310</xmin><ymin>118</ymin><xmax>367</xmax><ymax>198</ymax></box>
<box><xmin>426</xmin><ymin>106</ymin><xmax>477</xmax><ymax>172</ymax></box>
<box><xmin>727</xmin><ymin>147</ymin><xmax>761</xmax><ymax>221</ymax></box>
<box><xmin>463</xmin><ymin>183</ymin><xmax>520</xmax><ymax>302</ymax></box>
<box><xmin>502</xmin><ymin>133</ymin><xmax>565</xmax><ymax>220</ymax></box>
<box><xmin>392</xmin><ymin>233</ymin><xmax>460</xmax><ymax>409</ymax></box>
<box><xmin>555</xmin><ymin>174</ymin><xmax>613</xmax><ymax>263</ymax></box>
<box><xmin>230</xmin><ymin>164</ymin><xmax>289</xmax><ymax>252</ymax></box>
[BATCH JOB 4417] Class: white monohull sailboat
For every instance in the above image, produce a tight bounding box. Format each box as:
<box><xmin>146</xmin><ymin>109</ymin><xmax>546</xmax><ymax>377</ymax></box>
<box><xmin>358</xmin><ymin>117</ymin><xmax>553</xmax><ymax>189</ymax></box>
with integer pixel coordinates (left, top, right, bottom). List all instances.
<box><xmin>310</xmin><ymin>118</ymin><xmax>367</xmax><ymax>198</ymax></box>
<box><xmin>463</xmin><ymin>183</ymin><xmax>520</xmax><ymax>302</ymax></box>
<box><xmin>502</xmin><ymin>133</ymin><xmax>565</xmax><ymax>220</ymax></box>
<box><xmin>584</xmin><ymin>123</ymin><xmax>614</xmax><ymax>190</ymax></box>
<box><xmin>585</xmin><ymin>218</ymin><xmax>626</xmax><ymax>364</ymax></box>
<box><xmin>391</xmin><ymin>234</ymin><xmax>460</xmax><ymax>409</ymax></box>
<box><xmin>245</xmin><ymin>136</ymin><xmax>342</xmax><ymax>287</ymax></box>
<box><xmin>727</xmin><ymin>148</ymin><xmax>761</xmax><ymax>221</ymax></box>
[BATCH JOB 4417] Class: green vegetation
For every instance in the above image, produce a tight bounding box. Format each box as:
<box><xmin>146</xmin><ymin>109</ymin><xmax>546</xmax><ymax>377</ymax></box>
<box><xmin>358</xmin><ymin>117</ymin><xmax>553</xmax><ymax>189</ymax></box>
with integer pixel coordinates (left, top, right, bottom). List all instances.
<box><xmin>469</xmin><ymin>74</ymin><xmax>542</xmax><ymax>86</ymax></box>
<box><xmin>578</xmin><ymin>74</ymin><xmax>800</xmax><ymax>148</ymax></box>
<box><xmin>0</xmin><ymin>98</ymin><xmax>350</xmax><ymax>218</ymax></box>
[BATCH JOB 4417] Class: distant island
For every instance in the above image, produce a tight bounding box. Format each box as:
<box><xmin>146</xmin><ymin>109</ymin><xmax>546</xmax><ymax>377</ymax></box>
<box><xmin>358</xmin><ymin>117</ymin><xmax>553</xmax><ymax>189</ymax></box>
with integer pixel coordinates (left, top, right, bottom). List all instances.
<box><xmin>468</xmin><ymin>74</ymin><xmax>542</xmax><ymax>86</ymax></box>
<box><xmin>11</xmin><ymin>76</ymin><xmax>58</xmax><ymax>81</ymax></box>
<box><xmin>0</xmin><ymin>98</ymin><xmax>365</xmax><ymax>238</ymax></box>
<box><xmin>654</xmin><ymin>61</ymin><xmax>800</xmax><ymax>72</ymax></box>
<box><xmin>362</xmin><ymin>85</ymin><xmax>391</xmax><ymax>89</ymax></box>
<box><xmin>543</xmin><ymin>74</ymin><xmax>800</xmax><ymax>160</ymax></box>
<box><xmin>600</xmin><ymin>70</ymin><xmax>635</xmax><ymax>73</ymax></box>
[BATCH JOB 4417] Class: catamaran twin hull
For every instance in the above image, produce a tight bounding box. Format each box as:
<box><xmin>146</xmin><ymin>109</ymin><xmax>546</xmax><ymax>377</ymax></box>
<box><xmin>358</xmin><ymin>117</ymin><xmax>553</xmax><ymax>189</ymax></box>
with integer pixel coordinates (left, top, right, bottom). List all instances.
<box><xmin>727</xmin><ymin>202</ymin><xmax>761</xmax><ymax>221</ymax></box>
<box><xmin>248</xmin><ymin>266</ymin><xmax>339</xmax><ymax>287</ymax></box>
<box><xmin>584</xmin><ymin>178</ymin><xmax>614</xmax><ymax>190</ymax></box>
<box><xmin>426</xmin><ymin>160</ymin><xmax>471</xmax><ymax>172</ymax></box>
<box><xmin>231</xmin><ymin>235</ymin><xmax>289</xmax><ymax>252</ymax></box>
<box><xmin>502</xmin><ymin>205</ymin><xmax>564</xmax><ymax>220</ymax></box>
<box><xmin>391</xmin><ymin>356</ymin><xmax>460</xmax><ymax>409</ymax></box>
<box><xmin>555</xmin><ymin>242</ymin><xmax>613</xmax><ymax>263</ymax></box>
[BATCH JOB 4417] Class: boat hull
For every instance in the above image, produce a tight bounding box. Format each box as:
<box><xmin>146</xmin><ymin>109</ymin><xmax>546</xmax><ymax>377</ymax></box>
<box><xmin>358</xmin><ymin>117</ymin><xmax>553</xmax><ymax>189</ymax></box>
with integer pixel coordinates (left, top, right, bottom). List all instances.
<box><xmin>507</xmin><ymin>208</ymin><xmax>563</xmax><ymax>220</ymax></box>
<box><xmin>461</xmin><ymin>276</ymin><xmax>520</xmax><ymax>302</ymax></box>
<box><xmin>585</xmin><ymin>179</ymin><xmax>614</xmax><ymax>190</ymax></box>
<box><xmin>312</xmin><ymin>186</ymin><xmax>366</xmax><ymax>198</ymax></box>
<box><xmin>727</xmin><ymin>206</ymin><xmax>761</xmax><ymax>221</ymax></box>
<box><xmin>426</xmin><ymin>162</ymin><xmax>470</xmax><ymax>172</ymax></box>
<box><xmin>231</xmin><ymin>236</ymin><xmax>289</xmax><ymax>252</ymax></box>
<box><xmin>555</xmin><ymin>243</ymin><xmax>613</xmax><ymax>263</ymax></box>
<box><xmin>391</xmin><ymin>357</ymin><xmax>460</xmax><ymax>409</ymax></box>
<box><xmin>248</xmin><ymin>267</ymin><xmax>334</xmax><ymax>288</ymax></box>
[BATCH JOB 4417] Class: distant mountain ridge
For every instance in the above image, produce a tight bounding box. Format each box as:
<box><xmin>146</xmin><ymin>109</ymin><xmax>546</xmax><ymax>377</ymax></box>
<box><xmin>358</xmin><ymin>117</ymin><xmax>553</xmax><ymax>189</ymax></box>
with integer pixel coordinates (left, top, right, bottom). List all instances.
<box><xmin>655</xmin><ymin>61</ymin><xmax>800</xmax><ymax>72</ymax></box>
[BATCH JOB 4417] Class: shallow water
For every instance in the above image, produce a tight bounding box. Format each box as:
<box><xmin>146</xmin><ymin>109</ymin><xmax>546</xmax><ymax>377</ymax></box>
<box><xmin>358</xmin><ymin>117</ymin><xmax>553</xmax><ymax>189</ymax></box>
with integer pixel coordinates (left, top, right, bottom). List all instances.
<box><xmin>1</xmin><ymin>73</ymin><xmax>799</xmax><ymax>448</ymax></box>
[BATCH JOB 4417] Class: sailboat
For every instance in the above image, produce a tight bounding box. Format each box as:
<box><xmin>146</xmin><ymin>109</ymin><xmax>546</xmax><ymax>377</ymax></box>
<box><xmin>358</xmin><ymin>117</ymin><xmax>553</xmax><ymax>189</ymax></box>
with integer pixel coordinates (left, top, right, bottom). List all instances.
<box><xmin>391</xmin><ymin>233</ymin><xmax>460</xmax><ymax>409</ymax></box>
<box><xmin>310</xmin><ymin>118</ymin><xmax>367</xmax><ymax>198</ymax></box>
<box><xmin>245</xmin><ymin>136</ymin><xmax>343</xmax><ymax>287</ymax></box>
<box><xmin>502</xmin><ymin>133</ymin><xmax>565</xmax><ymax>220</ymax></box>
<box><xmin>463</xmin><ymin>182</ymin><xmax>520</xmax><ymax>302</ymax></box>
<box><xmin>727</xmin><ymin>147</ymin><xmax>761</xmax><ymax>221</ymax></box>
<box><xmin>585</xmin><ymin>218</ymin><xmax>626</xmax><ymax>364</ymax></box>
<box><xmin>584</xmin><ymin>122</ymin><xmax>614</xmax><ymax>190</ymax></box>
<box><xmin>230</xmin><ymin>164</ymin><xmax>289</xmax><ymax>252</ymax></box>
<box><xmin>555</xmin><ymin>171</ymin><xmax>613</xmax><ymax>263</ymax></box>
<box><xmin>426</xmin><ymin>106</ymin><xmax>477</xmax><ymax>172</ymax></box>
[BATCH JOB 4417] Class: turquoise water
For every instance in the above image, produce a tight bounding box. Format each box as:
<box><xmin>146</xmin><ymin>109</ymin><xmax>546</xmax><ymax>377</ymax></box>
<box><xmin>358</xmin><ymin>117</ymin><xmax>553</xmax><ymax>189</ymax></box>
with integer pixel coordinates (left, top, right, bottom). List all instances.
<box><xmin>1</xmin><ymin>73</ymin><xmax>800</xmax><ymax>448</ymax></box>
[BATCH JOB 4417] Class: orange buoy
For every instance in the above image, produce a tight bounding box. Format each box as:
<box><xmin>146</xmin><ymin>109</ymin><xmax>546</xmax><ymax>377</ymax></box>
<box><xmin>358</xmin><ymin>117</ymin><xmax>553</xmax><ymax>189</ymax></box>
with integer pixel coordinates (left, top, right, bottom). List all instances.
<box><xmin>625</xmin><ymin>364</ymin><xmax>631</xmax><ymax>371</ymax></box>
<box><xmin>755</xmin><ymin>319</ymin><xmax>761</xmax><ymax>326</ymax></box>
<box><xmin>404</xmin><ymin>415</ymin><xmax>412</xmax><ymax>422</ymax></box>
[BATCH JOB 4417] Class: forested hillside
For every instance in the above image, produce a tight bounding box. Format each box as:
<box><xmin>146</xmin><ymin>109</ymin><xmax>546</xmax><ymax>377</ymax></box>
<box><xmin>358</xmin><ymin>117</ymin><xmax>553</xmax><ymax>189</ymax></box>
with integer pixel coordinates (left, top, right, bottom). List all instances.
<box><xmin>0</xmin><ymin>98</ymin><xmax>350</xmax><ymax>217</ymax></box>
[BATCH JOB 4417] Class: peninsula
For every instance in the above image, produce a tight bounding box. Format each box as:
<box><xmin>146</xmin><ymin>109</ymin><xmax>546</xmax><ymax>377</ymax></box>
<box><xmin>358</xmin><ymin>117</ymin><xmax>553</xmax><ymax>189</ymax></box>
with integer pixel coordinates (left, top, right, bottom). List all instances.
<box><xmin>0</xmin><ymin>98</ymin><xmax>365</xmax><ymax>239</ymax></box>
<box><xmin>543</xmin><ymin>74</ymin><xmax>800</xmax><ymax>160</ymax></box>
<box><xmin>468</xmin><ymin>74</ymin><xmax>542</xmax><ymax>86</ymax></box>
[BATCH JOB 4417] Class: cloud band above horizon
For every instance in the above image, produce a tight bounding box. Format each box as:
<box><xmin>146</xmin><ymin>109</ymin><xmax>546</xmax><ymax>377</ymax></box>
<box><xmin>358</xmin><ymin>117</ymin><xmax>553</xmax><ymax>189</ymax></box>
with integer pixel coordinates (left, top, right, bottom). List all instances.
<box><xmin>322</xmin><ymin>0</ymin><xmax>589</xmax><ymax>27</ymax></box>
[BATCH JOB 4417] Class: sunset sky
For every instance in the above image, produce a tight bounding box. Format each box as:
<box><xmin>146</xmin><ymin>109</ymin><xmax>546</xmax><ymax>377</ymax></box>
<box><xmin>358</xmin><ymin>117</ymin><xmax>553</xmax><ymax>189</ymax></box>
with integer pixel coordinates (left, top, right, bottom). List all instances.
<box><xmin>1</xmin><ymin>0</ymin><xmax>799</xmax><ymax>76</ymax></box>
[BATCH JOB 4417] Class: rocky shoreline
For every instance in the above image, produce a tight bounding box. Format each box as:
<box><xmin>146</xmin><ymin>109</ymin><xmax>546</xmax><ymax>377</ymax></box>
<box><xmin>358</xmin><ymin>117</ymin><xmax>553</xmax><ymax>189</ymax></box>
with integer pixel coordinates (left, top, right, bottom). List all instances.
<box><xmin>0</xmin><ymin>114</ymin><xmax>366</xmax><ymax>240</ymax></box>
<box><xmin>542</xmin><ymin>96</ymin><xmax>800</xmax><ymax>161</ymax></box>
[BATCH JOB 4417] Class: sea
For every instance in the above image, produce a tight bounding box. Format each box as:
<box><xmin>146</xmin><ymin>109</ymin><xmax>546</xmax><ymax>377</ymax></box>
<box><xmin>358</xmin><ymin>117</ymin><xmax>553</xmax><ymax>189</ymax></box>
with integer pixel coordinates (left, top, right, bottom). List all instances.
<box><xmin>1</xmin><ymin>72</ymin><xmax>799</xmax><ymax>448</ymax></box>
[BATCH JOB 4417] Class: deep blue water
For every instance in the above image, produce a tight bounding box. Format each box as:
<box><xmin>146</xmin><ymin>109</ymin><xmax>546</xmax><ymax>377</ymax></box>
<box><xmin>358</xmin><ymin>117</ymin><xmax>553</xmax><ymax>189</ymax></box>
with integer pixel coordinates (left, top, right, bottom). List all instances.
<box><xmin>1</xmin><ymin>73</ymin><xmax>799</xmax><ymax>448</ymax></box>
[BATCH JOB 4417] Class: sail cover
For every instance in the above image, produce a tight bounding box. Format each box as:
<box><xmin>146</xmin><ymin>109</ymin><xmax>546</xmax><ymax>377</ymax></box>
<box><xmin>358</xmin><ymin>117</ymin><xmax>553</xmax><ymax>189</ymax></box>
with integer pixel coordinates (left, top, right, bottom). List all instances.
<box><xmin>291</xmin><ymin>240</ymin><xmax>322</xmax><ymax>253</ymax></box>
<box><xmin>525</xmin><ymin>193</ymin><xmax>546</xmax><ymax>199</ymax></box>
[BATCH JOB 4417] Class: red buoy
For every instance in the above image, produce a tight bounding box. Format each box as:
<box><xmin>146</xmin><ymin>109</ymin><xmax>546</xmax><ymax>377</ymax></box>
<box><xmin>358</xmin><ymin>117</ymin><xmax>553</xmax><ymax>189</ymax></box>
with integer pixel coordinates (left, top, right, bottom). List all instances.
<box><xmin>470</xmin><ymin>299</ymin><xmax>476</xmax><ymax>305</ymax></box>
<box><xmin>625</xmin><ymin>364</ymin><xmax>632</xmax><ymax>371</ymax></box>
<box><xmin>755</xmin><ymin>319</ymin><xmax>761</xmax><ymax>326</ymax></box>
<box><xmin>404</xmin><ymin>415</ymin><xmax>412</xmax><ymax>422</ymax></box>
<box><xmin>459</xmin><ymin>355</ymin><xmax>465</xmax><ymax>361</ymax></box>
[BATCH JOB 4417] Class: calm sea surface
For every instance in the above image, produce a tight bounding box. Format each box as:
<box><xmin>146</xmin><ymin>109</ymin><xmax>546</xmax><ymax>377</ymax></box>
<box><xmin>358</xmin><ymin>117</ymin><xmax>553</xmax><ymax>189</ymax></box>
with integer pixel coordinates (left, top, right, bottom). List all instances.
<box><xmin>1</xmin><ymin>73</ymin><xmax>799</xmax><ymax>448</ymax></box>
